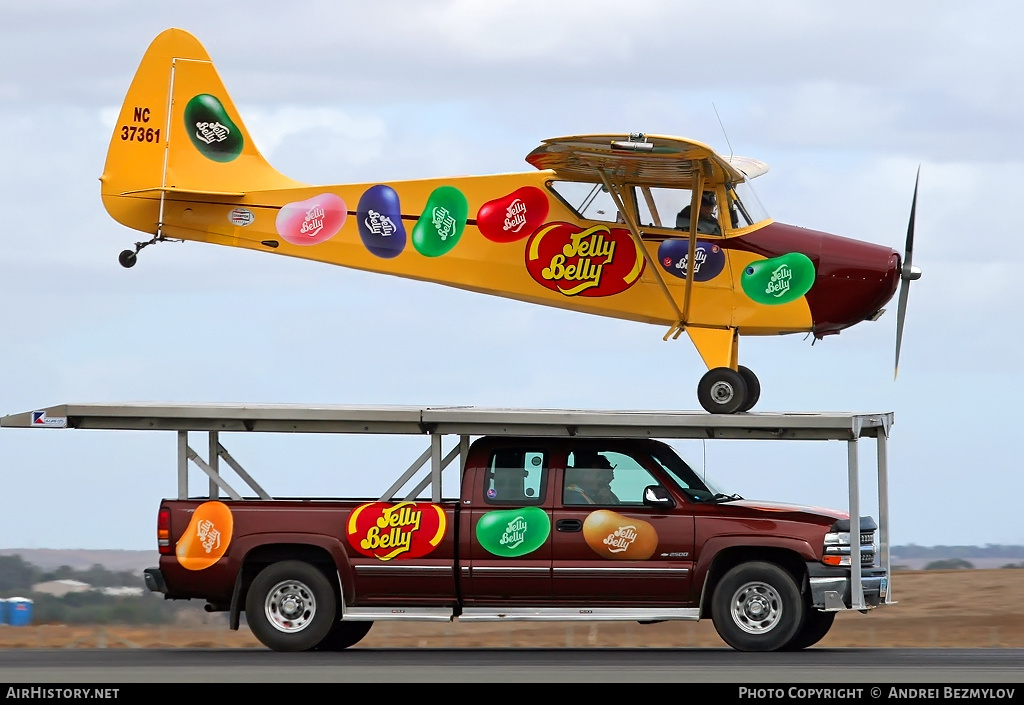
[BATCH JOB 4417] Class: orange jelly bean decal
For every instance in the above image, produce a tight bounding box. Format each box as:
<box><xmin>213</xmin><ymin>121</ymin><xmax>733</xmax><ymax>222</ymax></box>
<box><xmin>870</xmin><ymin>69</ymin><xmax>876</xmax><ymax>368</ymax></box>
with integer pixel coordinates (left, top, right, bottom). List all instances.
<box><xmin>346</xmin><ymin>501</ymin><xmax>447</xmax><ymax>561</ymax></box>
<box><xmin>176</xmin><ymin>501</ymin><xmax>234</xmax><ymax>571</ymax></box>
<box><xmin>582</xmin><ymin>510</ymin><xmax>658</xmax><ymax>560</ymax></box>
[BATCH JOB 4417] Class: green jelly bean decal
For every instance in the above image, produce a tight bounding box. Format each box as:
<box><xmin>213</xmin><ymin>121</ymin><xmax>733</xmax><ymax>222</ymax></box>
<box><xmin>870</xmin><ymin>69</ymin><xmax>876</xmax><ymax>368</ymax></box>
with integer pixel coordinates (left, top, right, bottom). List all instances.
<box><xmin>184</xmin><ymin>94</ymin><xmax>244</xmax><ymax>163</ymax></box>
<box><xmin>412</xmin><ymin>186</ymin><xmax>468</xmax><ymax>257</ymax></box>
<box><xmin>741</xmin><ymin>252</ymin><xmax>815</xmax><ymax>305</ymax></box>
<box><xmin>475</xmin><ymin>507</ymin><xmax>550</xmax><ymax>558</ymax></box>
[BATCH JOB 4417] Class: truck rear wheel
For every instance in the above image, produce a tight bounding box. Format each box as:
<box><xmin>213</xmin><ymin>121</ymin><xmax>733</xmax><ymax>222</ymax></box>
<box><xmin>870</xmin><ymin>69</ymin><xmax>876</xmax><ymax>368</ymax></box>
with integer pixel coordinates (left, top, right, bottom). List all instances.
<box><xmin>315</xmin><ymin>620</ymin><xmax>374</xmax><ymax>651</ymax></box>
<box><xmin>711</xmin><ymin>561</ymin><xmax>804</xmax><ymax>652</ymax></box>
<box><xmin>245</xmin><ymin>560</ymin><xmax>337</xmax><ymax>652</ymax></box>
<box><xmin>783</xmin><ymin>608</ymin><xmax>835</xmax><ymax>650</ymax></box>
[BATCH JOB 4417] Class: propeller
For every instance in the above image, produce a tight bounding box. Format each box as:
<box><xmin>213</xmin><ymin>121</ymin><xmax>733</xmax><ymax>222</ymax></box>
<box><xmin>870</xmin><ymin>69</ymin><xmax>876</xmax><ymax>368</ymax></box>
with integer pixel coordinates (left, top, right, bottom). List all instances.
<box><xmin>894</xmin><ymin>167</ymin><xmax>923</xmax><ymax>379</ymax></box>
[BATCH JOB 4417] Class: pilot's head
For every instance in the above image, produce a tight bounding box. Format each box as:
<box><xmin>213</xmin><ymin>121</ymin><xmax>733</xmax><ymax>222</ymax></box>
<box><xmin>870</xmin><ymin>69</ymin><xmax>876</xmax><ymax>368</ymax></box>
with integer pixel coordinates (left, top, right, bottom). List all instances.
<box><xmin>700</xmin><ymin>192</ymin><xmax>716</xmax><ymax>212</ymax></box>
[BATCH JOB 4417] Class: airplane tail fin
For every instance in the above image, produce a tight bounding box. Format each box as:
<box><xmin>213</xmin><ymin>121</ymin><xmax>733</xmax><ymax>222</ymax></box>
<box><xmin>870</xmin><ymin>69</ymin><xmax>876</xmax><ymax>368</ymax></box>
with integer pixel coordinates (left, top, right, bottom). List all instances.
<box><xmin>100</xmin><ymin>28</ymin><xmax>302</xmax><ymax>237</ymax></box>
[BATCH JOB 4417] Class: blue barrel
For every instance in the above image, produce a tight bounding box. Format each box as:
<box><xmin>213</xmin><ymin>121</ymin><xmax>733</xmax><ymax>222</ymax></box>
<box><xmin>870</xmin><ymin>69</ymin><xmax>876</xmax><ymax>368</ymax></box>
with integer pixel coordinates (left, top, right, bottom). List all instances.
<box><xmin>0</xmin><ymin>598</ymin><xmax>6</xmax><ymax>625</ymax></box>
<box><xmin>6</xmin><ymin>598</ymin><xmax>32</xmax><ymax>626</ymax></box>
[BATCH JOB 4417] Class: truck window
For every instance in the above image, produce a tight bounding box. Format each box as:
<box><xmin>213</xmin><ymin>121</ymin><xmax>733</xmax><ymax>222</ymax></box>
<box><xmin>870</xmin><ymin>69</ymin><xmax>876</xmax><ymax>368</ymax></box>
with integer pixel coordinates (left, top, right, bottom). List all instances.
<box><xmin>484</xmin><ymin>449</ymin><xmax>547</xmax><ymax>506</ymax></box>
<box><xmin>565</xmin><ymin>449</ymin><xmax>662</xmax><ymax>506</ymax></box>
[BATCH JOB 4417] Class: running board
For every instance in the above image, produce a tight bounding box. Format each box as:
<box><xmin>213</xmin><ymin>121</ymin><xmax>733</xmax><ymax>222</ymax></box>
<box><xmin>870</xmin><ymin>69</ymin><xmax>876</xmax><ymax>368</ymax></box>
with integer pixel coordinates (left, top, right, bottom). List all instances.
<box><xmin>342</xmin><ymin>606</ymin><xmax>701</xmax><ymax>622</ymax></box>
<box><xmin>459</xmin><ymin>607</ymin><xmax>700</xmax><ymax>622</ymax></box>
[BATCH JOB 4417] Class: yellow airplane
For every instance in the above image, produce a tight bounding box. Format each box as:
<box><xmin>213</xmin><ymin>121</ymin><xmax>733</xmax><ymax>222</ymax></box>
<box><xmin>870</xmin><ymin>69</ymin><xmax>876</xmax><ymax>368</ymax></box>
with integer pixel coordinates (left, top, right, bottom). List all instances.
<box><xmin>101</xmin><ymin>28</ymin><xmax>921</xmax><ymax>413</ymax></box>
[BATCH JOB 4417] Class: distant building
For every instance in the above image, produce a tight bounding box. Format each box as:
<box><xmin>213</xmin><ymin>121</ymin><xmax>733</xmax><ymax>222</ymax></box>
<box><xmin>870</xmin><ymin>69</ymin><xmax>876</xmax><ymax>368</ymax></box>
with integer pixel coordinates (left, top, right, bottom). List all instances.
<box><xmin>31</xmin><ymin>579</ymin><xmax>92</xmax><ymax>597</ymax></box>
<box><xmin>99</xmin><ymin>586</ymin><xmax>144</xmax><ymax>597</ymax></box>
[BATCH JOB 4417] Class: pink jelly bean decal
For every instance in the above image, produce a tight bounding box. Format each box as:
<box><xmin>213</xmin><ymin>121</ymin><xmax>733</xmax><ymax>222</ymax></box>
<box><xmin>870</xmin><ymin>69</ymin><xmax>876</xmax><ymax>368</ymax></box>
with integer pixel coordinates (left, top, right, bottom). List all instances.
<box><xmin>476</xmin><ymin>186</ymin><xmax>549</xmax><ymax>243</ymax></box>
<box><xmin>275</xmin><ymin>193</ymin><xmax>348</xmax><ymax>246</ymax></box>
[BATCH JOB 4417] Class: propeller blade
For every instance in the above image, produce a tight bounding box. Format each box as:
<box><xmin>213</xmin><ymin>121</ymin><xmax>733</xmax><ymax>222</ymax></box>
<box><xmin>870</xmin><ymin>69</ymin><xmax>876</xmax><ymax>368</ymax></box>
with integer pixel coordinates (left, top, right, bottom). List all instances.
<box><xmin>894</xmin><ymin>166</ymin><xmax>921</xmax><ymax>380</ymax></box>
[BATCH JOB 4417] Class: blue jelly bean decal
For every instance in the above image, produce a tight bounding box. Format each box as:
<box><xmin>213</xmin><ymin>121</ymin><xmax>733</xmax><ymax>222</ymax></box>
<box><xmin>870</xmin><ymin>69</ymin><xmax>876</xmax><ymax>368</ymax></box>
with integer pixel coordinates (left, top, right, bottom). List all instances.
<box><xmin>357</xmin><ymin>185</ymin><xmax>407</xmax><ymax>259</ymax></box>
<box><xmin>657</xmin><ymin>239</ymin><xmax>725</xmax><ymax>282</ymax></box>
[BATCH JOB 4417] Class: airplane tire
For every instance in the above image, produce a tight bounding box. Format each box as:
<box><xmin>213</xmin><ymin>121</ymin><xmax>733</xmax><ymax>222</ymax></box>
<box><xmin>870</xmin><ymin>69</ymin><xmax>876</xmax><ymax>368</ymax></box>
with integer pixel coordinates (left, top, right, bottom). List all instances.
<box><xmin>697</xmin><ymin>367</ymin><xmax>749</xmax><ymax>414</ymax></box>
<box><xmin>736</xmin><ymin>366</ymin><xmax>761</xmax><ymax>413</ymax></box>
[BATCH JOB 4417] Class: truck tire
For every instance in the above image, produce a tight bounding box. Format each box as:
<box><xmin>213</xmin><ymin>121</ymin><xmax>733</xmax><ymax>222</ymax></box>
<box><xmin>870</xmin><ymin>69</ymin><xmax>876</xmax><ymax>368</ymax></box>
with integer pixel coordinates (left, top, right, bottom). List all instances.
<box><xmin>315</xmin><ymin>620</ymin><xmax>374</xmax><ymax>651</ymax></box>
<box><xmin>245</xmin><ymin>560</ymin><xmax>337</xmax><ymax>652</ymax></box>
<box><xmin>711</xmin><ymin>561</ymin><xmax>804</xmax><ymax>652</ymax></box>
<box><xmin>783</xmin><ymin>609</ymin><xmax>835</xmax><ymax>650</ymax></box>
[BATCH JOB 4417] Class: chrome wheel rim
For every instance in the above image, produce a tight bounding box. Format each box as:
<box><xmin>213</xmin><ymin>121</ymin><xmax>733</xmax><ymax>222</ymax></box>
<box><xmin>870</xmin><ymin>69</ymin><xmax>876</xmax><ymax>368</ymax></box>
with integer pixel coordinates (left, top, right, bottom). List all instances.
<box><xmin>264</xmin><ymin>579</ymin><xmax>316</xmax><ymax>633</ymax></box>
<box><xmin>730</xmin><ymin>580</ymin><xmax>783</xmax><ymax>634</ymax></box>
<box><xmin>710</xmin><ymin>381</ymin><xmax>735</xmax><ymax>404</ymax></box>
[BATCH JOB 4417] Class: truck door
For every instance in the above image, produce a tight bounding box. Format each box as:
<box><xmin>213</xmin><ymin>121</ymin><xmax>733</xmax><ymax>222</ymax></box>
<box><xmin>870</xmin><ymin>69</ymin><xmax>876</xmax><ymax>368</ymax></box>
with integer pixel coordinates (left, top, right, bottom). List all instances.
<box><xmin>460</xmin><ymin>444</ymin><xmax>554</xmax><ymax>604</ymax></box>
<box><xmin>551</xmin><ymin>444</ymin><xmax>694</xmax><ymax>604</ymax></box>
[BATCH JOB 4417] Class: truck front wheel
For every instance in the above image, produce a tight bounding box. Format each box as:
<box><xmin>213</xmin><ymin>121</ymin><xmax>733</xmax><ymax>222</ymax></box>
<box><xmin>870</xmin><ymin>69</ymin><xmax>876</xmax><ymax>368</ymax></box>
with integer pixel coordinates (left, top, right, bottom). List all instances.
<box><xmin>783</xmin><ymin>609</ymin><xmax>836</xmax><ymax>650</ymax></box>
<box><xmin>711</xmin><ymin>561</ymin><xmax>804</xmax><ymax>652</ymax></box>
<box><xmin>245</xmin><ymin>560</ymin><xmax>337</xmax><ymax>652</ymax></box>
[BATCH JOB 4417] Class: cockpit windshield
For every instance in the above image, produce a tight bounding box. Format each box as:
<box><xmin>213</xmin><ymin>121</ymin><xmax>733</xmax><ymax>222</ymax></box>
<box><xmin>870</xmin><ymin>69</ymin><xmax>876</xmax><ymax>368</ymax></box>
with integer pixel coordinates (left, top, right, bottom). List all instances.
<box><xmin>726</xmin><ymin>179</ymin><xmax>770</xmax><ymax>228</ymax></box>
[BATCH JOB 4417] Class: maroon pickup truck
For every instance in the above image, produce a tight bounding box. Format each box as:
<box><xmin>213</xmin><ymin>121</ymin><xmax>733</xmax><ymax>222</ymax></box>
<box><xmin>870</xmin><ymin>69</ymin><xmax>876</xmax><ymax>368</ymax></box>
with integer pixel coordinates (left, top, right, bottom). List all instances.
<box><xmin>145</xmin><ymin>434</ymin><xmax>887</xmax><ymax>653</ymax></box>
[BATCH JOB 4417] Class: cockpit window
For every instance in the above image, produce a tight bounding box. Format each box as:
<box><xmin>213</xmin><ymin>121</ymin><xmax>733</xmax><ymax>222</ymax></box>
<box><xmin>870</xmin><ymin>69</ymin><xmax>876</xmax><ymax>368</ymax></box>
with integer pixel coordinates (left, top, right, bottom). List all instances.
<box><xmin>548</xmin><ymin>181</ymin><xmax>622</xmax><ymax>223</ymax></box>
<box><xmin>726</xmin><ymin>181</ymin><xmax>770</xmax><ymax>228</ymax></box>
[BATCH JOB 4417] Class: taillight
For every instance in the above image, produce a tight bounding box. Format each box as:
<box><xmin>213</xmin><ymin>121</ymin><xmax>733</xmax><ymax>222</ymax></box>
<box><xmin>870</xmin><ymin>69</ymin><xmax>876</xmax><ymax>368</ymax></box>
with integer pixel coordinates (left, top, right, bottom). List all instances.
<box><xmin>157</xmin><ymin>506</ymin><xmax>172</xmax><ymax>555</ymax></box>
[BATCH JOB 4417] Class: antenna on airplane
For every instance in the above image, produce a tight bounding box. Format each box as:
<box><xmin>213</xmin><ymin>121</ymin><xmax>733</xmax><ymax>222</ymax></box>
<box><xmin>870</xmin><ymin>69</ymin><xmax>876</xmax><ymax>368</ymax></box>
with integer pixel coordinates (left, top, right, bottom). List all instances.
<box><xmin>894</xmin><ymin>166</ymin><xmax>923</xmax><ymax>379</ymax></box>
<box><xmin>713</xmin><ymin>103</ymin><xmax>734</xmax><ymax>161</ymax></box>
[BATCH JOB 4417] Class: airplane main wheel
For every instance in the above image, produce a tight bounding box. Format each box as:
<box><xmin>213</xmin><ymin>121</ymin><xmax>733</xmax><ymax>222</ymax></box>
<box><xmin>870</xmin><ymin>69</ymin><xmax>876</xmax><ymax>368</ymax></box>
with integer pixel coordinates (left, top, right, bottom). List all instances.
<box><xmin>697</xmin><ymin>367</ymin><xmax>748</xmax><ymax>414</ymax></box>
<box><xmin>736</xmin><ymin>366</ymin><xmax>761</xmax><ymax>413</ymax></box>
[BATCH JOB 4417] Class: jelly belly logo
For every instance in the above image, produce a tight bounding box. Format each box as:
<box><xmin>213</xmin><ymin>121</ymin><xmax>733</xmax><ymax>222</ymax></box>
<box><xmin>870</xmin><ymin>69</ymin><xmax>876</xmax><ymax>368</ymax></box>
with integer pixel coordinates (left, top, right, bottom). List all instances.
<box><xmin>31</xmin><ymin>411</ymin><xmax>66</xmax><ymax>428</ymax></box>
<box><xmin>582</xmin><ymin>510</ymin><xmax>658</xmax><ymax>560</ymax></box>
<box><xmin>176</xmin><ymin>501</ymin><xmax>233</xmax><ymax>571</ymax></box>
<box><xmin>275</xmin><ymin>194</ymin><xmax>348</xmax><ymax>246</ymax></box>
<box><xmin>476</xmin><ymin>507</ymin><xmax>550</xmax><ymax>558</ymax></box>
<box><xmin>658</xmin><ymin>239</ymin><xmax>726</xmax><ymax>282</ymax></box>
<box><xmin>183</xmin><ymin>94</ymin><xmax>243</xmax><ymax>163</ymax></box>
<box><xmin>526</xmin><ymin>223</ymin><xmax>644</xmax><ymax>296</ymax></box>
<box><xmin>346</xmin><ymin>502</ymin><xmax>447</xmax><ymax>561</ymax></box>
<box><xmin>477</xmin><ymin>186</ymin><xmax>549</xmax><ymax>243</ymax></box>
<box><xmin>741</xmin><ymin>252</ymin><xmax>815</xmax><ymax>305</ymax></box>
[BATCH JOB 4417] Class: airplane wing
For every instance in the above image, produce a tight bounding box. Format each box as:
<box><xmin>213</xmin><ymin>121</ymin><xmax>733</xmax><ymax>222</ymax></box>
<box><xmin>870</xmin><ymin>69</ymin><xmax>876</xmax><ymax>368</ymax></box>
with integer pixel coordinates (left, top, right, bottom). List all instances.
<box><xmin>725</xmin><ymin>155</ymin><xmax>770</xmax><ymax>179</ymax></box>
<box><xmin>524</xmin><ymin>133</ymin><xmax>749</xmax><ymax>187</ymax></box>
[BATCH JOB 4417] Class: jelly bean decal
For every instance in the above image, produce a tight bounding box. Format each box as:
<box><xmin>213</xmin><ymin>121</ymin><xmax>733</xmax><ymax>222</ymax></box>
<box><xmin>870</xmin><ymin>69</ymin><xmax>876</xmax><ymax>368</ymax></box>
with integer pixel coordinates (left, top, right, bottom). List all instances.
<box><xmin>582</xmin><ymin>510</ymin><xmax>658</xmax><ymax>560</ymax></box>
<box><xmin>357</xmin><ymin>185</ymin><xmax>406</xmax><ymax>259</ymax></box>
<box><xmin>412</xmin><ymin>186</ymin><xmax>468</xmax><ymax>257</ymax></box>
<box><xmin>475</xmin><ymin>507</ymin><xmax>551</xmax><ymax>558</ymax></box>
<box><xmin>658</xmin><ymin>239</ymin><xmax>725</xmax><ymax>282</ymax></box>
<box><xmin>183</xmin><ymin>94</ymin><xmax>243</xmax><ymax>163</ymax></box>
<box><xmin>476</xmin><ymin>186</ymin><xmax>549</xmax><ymax>243</ymax></box>
<box><xmin>176</xmin><ymin>501</ymin><xmax>233</xmax><ymax>571</ymax></box>
<box><xmin>526</xmin><ymin>223</ymin><xmax>644</xmax><ymax>297</ymax></box>
<box><xmin>741</xmin><ymin>252</ymin><xmax>815</xmax><ymax>305</ymax></box>
<box><xmin>275</xmin><ymin>193</ymin><xmax>347</xmax><ymax>246</ymax></box>
<box><xmin>346</xmin><ymin>501</ymin><xmax>447</xmax><ymax>561</ymax></box>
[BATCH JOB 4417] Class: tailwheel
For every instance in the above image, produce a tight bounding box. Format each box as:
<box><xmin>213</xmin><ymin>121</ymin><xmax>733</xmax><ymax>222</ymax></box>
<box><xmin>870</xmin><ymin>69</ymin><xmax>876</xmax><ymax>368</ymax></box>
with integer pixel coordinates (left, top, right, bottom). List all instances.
<box><xmin>697</xmin><ymin>367</ymin><xmax>749</xmax><ymax>414</ymax></box>
<box><xmin>736</xmin><ymin>366</ymin><xmax>761</xmax><ymax>413</ymax></box>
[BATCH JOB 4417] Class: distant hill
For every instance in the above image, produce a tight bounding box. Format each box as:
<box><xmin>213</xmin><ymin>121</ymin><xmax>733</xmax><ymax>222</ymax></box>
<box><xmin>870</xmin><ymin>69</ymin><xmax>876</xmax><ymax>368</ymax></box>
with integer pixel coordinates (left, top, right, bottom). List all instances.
<box><xmin>0</xmin><ymin>549</ymin><xmax>157</xmax><ymax>574</ymax></box>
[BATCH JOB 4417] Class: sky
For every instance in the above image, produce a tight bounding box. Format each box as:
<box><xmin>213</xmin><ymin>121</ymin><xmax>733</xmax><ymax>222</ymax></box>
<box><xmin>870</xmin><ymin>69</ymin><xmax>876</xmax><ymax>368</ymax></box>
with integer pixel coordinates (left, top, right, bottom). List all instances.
<box><xmin>1</xmin><ymin>0</ymin><xmax>1022</xmax><ymax>551</ymax></box>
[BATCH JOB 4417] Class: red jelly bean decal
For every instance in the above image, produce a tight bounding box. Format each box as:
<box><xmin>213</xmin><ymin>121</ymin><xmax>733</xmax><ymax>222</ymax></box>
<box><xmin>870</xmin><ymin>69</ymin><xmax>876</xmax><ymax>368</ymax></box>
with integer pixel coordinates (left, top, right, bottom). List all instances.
<box><xmin>275</xmin><ymin>193</ymin><xmax>347</xmax><ymax>246</ymax></box>
<box><xmin>477</xmin><ymin>186</ymin><xmax>549</xmax><ymax>243</ymax></box>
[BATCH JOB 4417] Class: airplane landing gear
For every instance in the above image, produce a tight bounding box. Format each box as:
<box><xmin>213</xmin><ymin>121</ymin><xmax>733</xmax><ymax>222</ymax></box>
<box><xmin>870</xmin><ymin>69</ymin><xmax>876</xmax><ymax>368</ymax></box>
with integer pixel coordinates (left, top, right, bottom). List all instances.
<box><xmin>697</xmin><ymin>366</ymin><xmax>760</xmax><ymax>414</ymax></box>
<box><xmin>118</xmin><ymin>233</ymin><xmax>173</xmax><ymax>269</ymax></box>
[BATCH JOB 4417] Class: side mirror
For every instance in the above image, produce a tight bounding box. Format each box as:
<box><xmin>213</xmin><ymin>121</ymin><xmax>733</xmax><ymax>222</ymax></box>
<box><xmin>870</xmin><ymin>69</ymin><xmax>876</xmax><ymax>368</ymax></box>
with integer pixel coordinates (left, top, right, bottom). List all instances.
<box><xmin>643</xmin><ymin>485</ymin><xmax>675</xmax><ymax>509</ymax></box>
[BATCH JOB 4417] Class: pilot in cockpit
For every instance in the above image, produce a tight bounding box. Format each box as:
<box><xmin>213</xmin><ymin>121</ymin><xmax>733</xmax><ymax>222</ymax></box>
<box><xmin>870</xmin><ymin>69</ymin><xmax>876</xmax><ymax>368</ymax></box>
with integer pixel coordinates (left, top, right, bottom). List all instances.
<box><xmin>676</xmin><ymin>192</ymin><xmax>721</xmax><ymax>235</ymax></box>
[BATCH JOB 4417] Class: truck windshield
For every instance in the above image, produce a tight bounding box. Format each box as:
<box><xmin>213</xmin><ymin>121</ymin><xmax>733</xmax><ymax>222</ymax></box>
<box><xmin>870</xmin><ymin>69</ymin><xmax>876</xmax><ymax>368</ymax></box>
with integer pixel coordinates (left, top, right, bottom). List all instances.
<box><xmin>648</xmin><ymin>444</ymin><xmax>736</xmax><ymax>502</ymax></box>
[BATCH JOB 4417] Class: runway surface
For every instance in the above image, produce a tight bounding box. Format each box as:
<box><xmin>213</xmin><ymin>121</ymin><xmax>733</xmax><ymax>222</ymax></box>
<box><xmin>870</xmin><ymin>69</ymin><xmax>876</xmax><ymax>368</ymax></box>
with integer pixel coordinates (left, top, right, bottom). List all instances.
<box><xmin>0</xmin><ymin>648</ymin><xmax>1021</xmax><ymax>684</ymax></box>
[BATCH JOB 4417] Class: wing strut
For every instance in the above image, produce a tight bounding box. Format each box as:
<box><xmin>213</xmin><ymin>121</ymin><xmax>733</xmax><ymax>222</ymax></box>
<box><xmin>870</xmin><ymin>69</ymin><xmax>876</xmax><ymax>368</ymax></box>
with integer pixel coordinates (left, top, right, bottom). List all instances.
<box><xmin>679</xmin><ymin>169</ymin><xmax>706</xmax><ymax>333</ymax></box>
<box><xmin>597</xmin><ymin>169</ymin><xmax>685</xmax><ymax>334</ymax></box>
